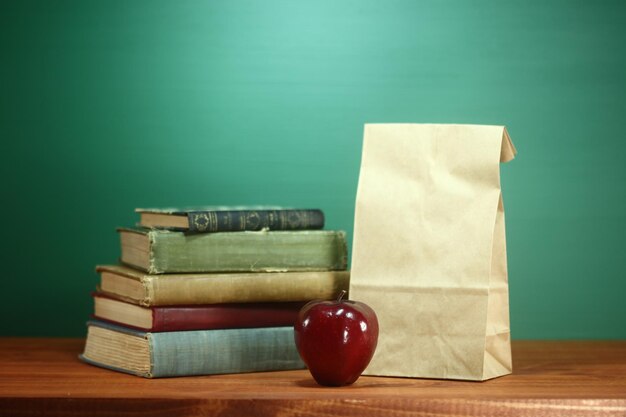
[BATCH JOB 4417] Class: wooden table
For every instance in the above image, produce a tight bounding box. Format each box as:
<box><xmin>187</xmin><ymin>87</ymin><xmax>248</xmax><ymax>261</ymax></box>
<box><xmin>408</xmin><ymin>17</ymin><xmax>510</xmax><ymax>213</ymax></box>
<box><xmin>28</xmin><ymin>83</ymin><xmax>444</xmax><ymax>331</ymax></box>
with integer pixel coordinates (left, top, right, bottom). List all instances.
<box><xmin>0</xmin><ymin>339</ymin><xmax>624</xmax><ymax>416</ymax></box>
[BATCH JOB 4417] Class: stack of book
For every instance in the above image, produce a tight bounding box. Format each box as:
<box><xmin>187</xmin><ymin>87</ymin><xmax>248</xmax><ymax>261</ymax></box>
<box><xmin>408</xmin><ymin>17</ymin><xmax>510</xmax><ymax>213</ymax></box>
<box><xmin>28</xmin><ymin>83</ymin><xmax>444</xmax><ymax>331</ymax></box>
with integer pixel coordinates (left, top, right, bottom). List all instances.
<box><xmin>80</xmin><ymin>207</ymin><xmax>349</xmax><ymax>378</ymax></box>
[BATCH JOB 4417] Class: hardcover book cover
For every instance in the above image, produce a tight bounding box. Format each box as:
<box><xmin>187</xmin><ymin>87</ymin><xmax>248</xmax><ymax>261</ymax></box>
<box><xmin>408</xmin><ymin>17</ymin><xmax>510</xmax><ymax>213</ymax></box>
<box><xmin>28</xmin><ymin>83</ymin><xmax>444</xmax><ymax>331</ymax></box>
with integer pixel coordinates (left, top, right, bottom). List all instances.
<box><xmin>119</xmin><ymin>228</ymin><xmax>348</xmax><ymax>274</ymax></box>
<box><xmin>96</xmin><ymin>265</ymin><xmax>351</xmax><ymax>306</ymax></box>
<box><xmin>136</xmin><ymin>206</ymin><xmax>324</xmax><ymax>233</ymax></box>
<box><xmin>80</xmin><ymin>321</ymin><xmax>305</xmax><ymax>378</ymax></box>
<box><xmin>92</xmin><ymin>293</ymin><xmax>306</xmax><ymax>332</ymax></box>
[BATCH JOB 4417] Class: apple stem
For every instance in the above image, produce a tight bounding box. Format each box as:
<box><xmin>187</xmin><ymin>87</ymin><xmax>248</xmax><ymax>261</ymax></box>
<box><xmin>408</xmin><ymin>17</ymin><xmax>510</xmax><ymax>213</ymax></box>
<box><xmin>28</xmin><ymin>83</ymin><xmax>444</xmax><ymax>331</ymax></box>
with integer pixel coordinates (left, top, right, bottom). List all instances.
<box><xmin>337</xmin><ymin>290</ymin><xmax>347</xmax><ymax>302</ymax></box>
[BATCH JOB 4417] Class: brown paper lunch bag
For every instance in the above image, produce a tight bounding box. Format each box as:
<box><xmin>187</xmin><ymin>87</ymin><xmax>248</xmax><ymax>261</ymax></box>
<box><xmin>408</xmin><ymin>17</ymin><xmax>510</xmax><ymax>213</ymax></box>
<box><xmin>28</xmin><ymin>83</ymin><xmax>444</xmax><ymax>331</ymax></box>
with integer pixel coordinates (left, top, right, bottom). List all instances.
<box><xmin>349</xmin><ymin>124</ymin><xmax>516</xmax><ymax>381</ymax></box>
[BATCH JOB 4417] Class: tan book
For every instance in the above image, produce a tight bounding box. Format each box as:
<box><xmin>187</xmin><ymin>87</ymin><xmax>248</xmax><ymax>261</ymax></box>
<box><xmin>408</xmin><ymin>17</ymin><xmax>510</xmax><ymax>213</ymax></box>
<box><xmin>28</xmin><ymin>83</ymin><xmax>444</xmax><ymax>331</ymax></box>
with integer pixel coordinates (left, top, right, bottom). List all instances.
<box><xmin>97</xmin><ymin>265</ymin><xmax>350</xmax><ymax>307</ymax></box>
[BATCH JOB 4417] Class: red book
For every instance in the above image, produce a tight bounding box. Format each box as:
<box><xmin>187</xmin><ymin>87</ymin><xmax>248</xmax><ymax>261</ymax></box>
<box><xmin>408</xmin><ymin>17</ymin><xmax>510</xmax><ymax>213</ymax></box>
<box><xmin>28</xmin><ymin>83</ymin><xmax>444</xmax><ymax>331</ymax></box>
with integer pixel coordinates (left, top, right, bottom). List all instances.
<box><xmin>92</xmin><ymin>293</ymin><xmax>306</xmax><ymax>332</ymax></box>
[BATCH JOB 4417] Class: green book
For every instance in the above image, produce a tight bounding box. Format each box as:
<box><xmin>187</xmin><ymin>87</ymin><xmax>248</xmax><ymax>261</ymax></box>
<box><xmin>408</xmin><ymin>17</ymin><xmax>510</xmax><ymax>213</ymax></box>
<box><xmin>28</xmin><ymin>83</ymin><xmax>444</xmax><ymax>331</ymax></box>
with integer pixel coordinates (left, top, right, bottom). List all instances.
<box><xmin>80</xmin><ymin>321</ymin><xmax>305</xmax><ymax>378</ymax></box>
<box><xmin>119</xmin><ymin>228</ymin><xmax>348</xmax><ymax>274</ymax></box>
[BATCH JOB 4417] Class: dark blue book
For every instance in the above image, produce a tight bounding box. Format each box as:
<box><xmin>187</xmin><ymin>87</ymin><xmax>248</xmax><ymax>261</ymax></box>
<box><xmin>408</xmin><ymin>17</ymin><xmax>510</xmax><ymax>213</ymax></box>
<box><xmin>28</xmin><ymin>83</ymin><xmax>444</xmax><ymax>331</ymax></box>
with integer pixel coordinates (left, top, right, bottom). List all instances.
<box><xmin>136</xmin><ymin>206</ymin><xmax>324</xmax><ymax>233</ymax></box>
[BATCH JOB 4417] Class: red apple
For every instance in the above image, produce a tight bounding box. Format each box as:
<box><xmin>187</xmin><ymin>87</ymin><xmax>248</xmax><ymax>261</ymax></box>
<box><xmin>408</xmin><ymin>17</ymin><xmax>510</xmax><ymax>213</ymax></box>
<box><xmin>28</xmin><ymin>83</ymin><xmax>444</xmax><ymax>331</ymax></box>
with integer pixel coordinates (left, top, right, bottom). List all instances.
<box><xmin>294</xmin><ymin>290</ymin><xmax>379</xmax><ymax>386</ymax></box>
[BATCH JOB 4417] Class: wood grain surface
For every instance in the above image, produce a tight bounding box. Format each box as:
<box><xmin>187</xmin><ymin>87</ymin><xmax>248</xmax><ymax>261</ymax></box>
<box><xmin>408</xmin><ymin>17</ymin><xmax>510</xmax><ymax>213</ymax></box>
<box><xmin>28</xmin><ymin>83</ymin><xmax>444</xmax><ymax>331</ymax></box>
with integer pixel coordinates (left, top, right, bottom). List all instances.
<box><xmin>0</xmin><ymin>339</ymin><xmax>624</xmax><ymax>416</ymax></box>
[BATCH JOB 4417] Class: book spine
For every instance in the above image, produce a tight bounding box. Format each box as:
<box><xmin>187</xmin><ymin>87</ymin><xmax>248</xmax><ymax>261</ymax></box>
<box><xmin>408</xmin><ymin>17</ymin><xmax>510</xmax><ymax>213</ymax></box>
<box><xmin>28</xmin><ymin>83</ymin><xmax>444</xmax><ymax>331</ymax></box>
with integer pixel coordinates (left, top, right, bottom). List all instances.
<box><xmin>149</xmin><ymin>326</ymin><xmax>305</xmax><ymax>377</ymax></box>
<box><xmin>150</xmin><ymin>302</ymin><xmax>305</xmax><ymax>332</ymax></box>
<box><xmin>146</xmin><ymin>271</ymin><xmax>350</xmax><ymax>306</ymax></box>
<box><xmin>187</xmin><ymin>209</ymin><xmax>324</xmax><ymax>233</ymax></box>
<box><xmin>148</xmin><ymin>230</ymin><xmax>347</xmax><ymax>274</ymax></box>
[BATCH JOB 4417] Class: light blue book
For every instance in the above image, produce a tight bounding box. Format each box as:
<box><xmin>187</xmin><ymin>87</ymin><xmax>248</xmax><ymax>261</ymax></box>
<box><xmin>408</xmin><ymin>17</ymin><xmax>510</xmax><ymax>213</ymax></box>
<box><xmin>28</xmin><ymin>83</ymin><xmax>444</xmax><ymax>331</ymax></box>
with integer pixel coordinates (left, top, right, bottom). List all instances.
<box><xmin>80</xmin><ymin>321</ymin><xmax>304</xmax><ymax>378</ymax></box>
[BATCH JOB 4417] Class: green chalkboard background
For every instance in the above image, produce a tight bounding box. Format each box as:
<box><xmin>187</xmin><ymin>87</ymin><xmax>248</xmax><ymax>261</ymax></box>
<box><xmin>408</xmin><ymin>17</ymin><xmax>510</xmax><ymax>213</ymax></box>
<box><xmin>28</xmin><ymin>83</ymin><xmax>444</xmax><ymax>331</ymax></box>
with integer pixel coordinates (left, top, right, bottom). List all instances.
<box><xmin>2</xmin><ymin>1</ymin><xmax>625</xmax><ymax>338</ymax></box>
